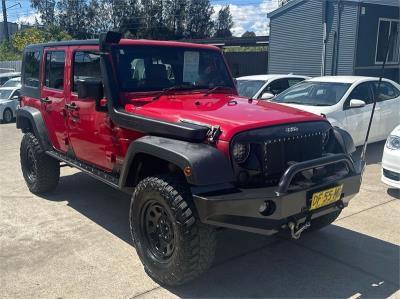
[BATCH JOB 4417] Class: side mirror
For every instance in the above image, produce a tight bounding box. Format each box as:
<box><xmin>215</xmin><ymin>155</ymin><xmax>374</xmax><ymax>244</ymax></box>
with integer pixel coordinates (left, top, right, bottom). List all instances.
<box><xmin>349</xmin><ymin>99</ymin><xmax>366</xmax><ymax>108</ymax></box>
<box><xmin>77</xmin><ymin>79</ymin><xmax>107</xmax><ymax>112</ymax></box>
<box><xmin>260</xmin><ymin>92</ymin><xmax>275</xmax><ymax>100</ymax></box>
<box><xmin>11</xmin><ymin>95</ymin><xmax>19</xmax><ymax>101</ymax></box>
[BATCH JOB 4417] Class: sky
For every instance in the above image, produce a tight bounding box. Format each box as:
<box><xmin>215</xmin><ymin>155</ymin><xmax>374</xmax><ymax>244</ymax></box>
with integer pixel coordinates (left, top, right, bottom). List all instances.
<box><xmin>2</xmin><ymin>0</ymin><xmax>280</xmax><ymax>36</ymax></box>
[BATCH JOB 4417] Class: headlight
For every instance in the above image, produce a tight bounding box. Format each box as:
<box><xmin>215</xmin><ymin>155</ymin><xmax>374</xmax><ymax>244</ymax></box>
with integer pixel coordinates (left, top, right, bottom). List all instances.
<box><xmin>232</xmin><ymin>143</ymin><xmax>250</xmax><ymax>163</ymax></box>
<box><xmin>386</xmin><ymin>135</ymin><xmax>400</xmax><ymax>150</ymax></box>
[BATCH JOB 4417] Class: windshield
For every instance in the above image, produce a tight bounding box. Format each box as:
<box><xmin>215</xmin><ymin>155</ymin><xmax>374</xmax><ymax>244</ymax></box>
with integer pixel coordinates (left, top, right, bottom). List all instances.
<box><xmin>237</xmin><ymin>80</ymin><xmax>266</xmax><ymax>98</ymax></box>
<box><xmin>0</xmin><ymin>89</ymin><xmax>12</xmax><ymax>100</ymax></box>
<box><xmin>113</xmin><ymin>46</ymin><xmax>234</xmax><ymax>92</ymax></box>
<box><xmin>2</xmin><ymin>78</ymin><xmax>21</xmax><ymax>88</ymax></box>
<box><xmin>272</xmin><ymin>81</ymin><xmax>351</xmax><ymax>106</ymax></box>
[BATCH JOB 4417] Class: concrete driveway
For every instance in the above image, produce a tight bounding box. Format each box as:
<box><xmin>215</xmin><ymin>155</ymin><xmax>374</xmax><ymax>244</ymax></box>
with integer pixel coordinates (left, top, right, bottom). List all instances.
<box><xmin>1</xmin><ymin>123</ymin><xmax>399</xmax><ymax>298</ymax></box>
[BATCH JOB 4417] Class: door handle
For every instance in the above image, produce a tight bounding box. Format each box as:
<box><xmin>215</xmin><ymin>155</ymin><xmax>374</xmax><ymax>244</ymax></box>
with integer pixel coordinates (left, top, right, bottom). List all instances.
<box><xmin>65</xmin><ymin>103</ymin><xmax>79</xmax><ymax>111</ymax></box>
<box><xmin>40</xmin><ymin>97</ymin><xmax>52</xmax><ymax>104</ymax></box>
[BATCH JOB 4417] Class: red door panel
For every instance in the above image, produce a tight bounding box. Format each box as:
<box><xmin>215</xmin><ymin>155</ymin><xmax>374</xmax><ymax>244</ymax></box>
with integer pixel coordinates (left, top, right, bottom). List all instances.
<box><xmin>65</xmin><ymin>46</ymin><xmax>115</xmax><ymax>171</ymax></box>
<box><xmin>40</xmin><ymin>48</ymin><xmax>68</xmax><ymax>153</ymax></box>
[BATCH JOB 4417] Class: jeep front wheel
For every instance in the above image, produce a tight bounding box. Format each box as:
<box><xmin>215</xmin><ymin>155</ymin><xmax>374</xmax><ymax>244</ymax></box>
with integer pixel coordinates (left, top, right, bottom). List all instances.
<box><xmin>20</xmin><ymin>133</ymin><xmax>60</xmax><ymax>194</ymax></box>
<box><xmin>130</xmin><ymin>175</ymin><xmax>216</xmax><ymax>286</ymax></box>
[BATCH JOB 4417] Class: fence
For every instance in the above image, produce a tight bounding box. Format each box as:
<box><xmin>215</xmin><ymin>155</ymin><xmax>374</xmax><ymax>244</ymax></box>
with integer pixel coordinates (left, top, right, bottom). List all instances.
<box><xmin>0</xmin><ymin>60</ymin><xmax>22</xmax><ymax>73</ymax></box>
<box><xmin>224</xmin><ymin>51</ymin><xmax>268</xmax><ymax>78</ymax></box>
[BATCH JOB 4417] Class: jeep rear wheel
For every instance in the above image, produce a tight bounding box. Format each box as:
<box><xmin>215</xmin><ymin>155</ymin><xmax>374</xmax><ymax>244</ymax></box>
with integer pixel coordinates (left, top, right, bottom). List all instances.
<box><xmin>20</xmin><ymin>133</ymin><xmax>60</xmax><ymax>194</ymax></box>
<box><xmin>130</xmin><ymin>175</ymin><xmax>216</xmax><ymax>286</ymax></box>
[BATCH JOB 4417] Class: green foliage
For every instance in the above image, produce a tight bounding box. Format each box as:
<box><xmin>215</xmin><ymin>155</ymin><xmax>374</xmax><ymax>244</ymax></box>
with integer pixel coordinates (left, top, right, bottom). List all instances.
<box><xmin>0</xmin><ymin>27</ymin><xmax>71</xmax><ymax>61</ymax></box>
<box><xmin>223</xmin><ymin>46</ymin><xmax>267</xmax><ymax>53</ymax></box>
<box><xmin>0</xmin><ymin>42</ymin><xmax>21</xmax><ymax>61</ymax></box>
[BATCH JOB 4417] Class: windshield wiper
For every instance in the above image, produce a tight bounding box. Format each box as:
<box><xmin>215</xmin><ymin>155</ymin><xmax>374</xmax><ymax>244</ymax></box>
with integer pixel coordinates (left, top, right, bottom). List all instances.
<box><xmin>203</xmin><ymin>86</ymin><xmax>235</xmax><ymax>96</ymax></box>
<box><xmin>152</xmin><ymin>84</ymin><xmax>194</xmax><ymax>101</ymax></box>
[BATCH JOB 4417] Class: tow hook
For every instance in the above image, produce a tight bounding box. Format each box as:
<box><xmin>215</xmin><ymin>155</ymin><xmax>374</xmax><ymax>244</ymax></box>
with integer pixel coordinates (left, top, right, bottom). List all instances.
<box><xmin>288</xmin><ymin>221</ymin><xmax>311</xmax><ymax>239</ymax></box>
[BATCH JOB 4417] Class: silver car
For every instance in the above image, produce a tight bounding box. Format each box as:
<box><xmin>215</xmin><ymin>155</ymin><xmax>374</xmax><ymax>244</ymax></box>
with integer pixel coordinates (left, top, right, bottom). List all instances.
<box><xmin>0</xmin><ymin>87</ymin><xmax>20</xmax><ymax>123</ymax></box>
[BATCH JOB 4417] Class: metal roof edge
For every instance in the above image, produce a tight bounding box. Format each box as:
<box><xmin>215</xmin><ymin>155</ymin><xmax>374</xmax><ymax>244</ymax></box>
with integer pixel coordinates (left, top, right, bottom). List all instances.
<box><xmin>267</xmin><ymin>0</ymin><xmax>305</xmax><ymax>18</ymax></box>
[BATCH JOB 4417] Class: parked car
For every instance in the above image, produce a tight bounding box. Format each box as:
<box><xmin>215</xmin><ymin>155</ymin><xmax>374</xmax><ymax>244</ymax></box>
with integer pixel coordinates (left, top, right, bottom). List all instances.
<box><xmin>17</xmin><ymin>32</ymin><xmax>363</xmax><ymax>286</ymax></box>
<box><xmin>271</xmin><ymin>76</ymin><xmax>400</xmax><ymax>146</ymax></box>
<box><xmin>382</xmin><ymin>125</ymin><xmax>400</xmax><ymax>189</ymax></box>
<box><xmin>0</xmin><ymin>72</ymin><xmax>20</xmax><ymax>86</ymax></box>
<box><xmin>2</xmin><ymin>77</ymin><xmax>21</xmax><ymax>88</ymax></box>
<box><xmin>236</xmin><ymin>74</ymin><xmax>310</xmax><ymax>99</ymax></box>
<box><xmin>0</xmin><ymin>87</ymin><xmax>20</xmax><ymax>123</ymax></box>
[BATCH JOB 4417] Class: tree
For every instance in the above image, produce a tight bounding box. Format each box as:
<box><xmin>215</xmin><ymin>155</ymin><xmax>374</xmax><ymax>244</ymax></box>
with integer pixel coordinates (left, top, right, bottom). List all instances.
<box><xmin>57</xmin><ymin>0</ymin><xmax>90</xmax><ymax>39</ymax></box>
<box><xmin>185</xmin><ymin>0</ymin><xmax>214</xmax><ymax>39</ymax></box>
<box><xmin>30</xmin><ymin>0</ymin><xmax>56</xmax><ymax>26</ymax></box>
<box><xmin>242</xmin><ymin>31</ymin><xmax>256</xmax><ymax>38</ymax></box>
<box><xmin>214</xmin><ymin>5</ymin><xmax>233</xmax><ymax>38</ymax></box>
<box><xmin>0</xmin><ymin>27</ymin><xmax>71</xmax><ymax>61</ymax></box>
<box><xmin>164</xmin><ymin>0</ymin><xmax>187</xmax><ymax>39</ymax></box>
<box><xmin>12</xmin><ymin>27</ymin><xmax>72</xmax><ymax>53</ymax></box>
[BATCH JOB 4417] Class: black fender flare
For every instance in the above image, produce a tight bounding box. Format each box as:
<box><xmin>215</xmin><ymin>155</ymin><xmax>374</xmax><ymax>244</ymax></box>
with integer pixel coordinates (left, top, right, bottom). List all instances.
<box><xmin>16</xmin><ymin>106</ymin><xmax>52</xmax><ymax>151</ymax></box>
<box><xmin>118</xmin><ymin>136</ymin><xmax>235</xmax><ymax>187</ymax></box>
<box><xmin>332</xmin><ymin>126</ymin><xmax>356</xmax><ymax>154</ymax></box>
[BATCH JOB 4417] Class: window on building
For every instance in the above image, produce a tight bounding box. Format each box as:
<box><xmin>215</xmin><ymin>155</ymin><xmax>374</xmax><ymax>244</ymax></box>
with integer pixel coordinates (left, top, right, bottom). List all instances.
<box><xmin>44</xmin><ymin>51</ymin><xmax>65</xmax><ymax>90</ymax></box>
<box><xmin>72</xmin><ymin>51</ymin><xmax>101</xmax><ymax>92</ymax></box>
<box><xmin>23</xmin><ymin>51</ymin><xmax>41</xmax><ymax>88</ymax></box>
<box><xmin>376</xmin><ymin>18</ymin><xmax>400</xmax><ymax>64</ymax></box>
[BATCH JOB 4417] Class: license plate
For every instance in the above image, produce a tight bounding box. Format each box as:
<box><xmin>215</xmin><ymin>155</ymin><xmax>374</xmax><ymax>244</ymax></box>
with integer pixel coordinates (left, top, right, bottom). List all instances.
<box><xmin>310</xmin><ymin>185</ymin><xmax>343</xmax><ymax>210</ymax></box>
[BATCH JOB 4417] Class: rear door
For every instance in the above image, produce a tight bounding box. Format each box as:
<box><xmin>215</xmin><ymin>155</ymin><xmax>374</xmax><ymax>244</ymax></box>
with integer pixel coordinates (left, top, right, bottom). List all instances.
<box><xmin>372</xmin><ymin>81</ymin><xmax>400</xmax><ymax>140</ymax></box>
<box><xmin>40</xmin><ymin>48</ymin><xmax>69</xmax><ymax>153</ymax></box>
<box><xmin>344</xmin><ymin>82</ymin><xmax>381</xmax><ymax>146</ymax></box>
<box><xmin>65</xmin><ymin>47</ymin><xmax>115</xmax><ymax>171</ymax></box>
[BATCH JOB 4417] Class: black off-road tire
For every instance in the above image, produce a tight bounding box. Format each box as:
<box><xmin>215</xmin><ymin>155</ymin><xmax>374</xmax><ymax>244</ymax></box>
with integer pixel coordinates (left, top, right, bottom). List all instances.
<box><xmin>20</xmin><ymin>133</ymin><xmax>60</xmax><ymax>194</ymax></box>
<box><xmin>309</xmin><ymin>209</ymin><xmax>342</xmax><ymax>231</ymax></box>
<box><xmin>2</xmin><ymin>108</ymin><xmax>13</xmax><ymax>123</ymax></box>
<box><xmin>130</xmin><ymin>175</ymin><xmax>216</xmax><ymax>286</ymax></box>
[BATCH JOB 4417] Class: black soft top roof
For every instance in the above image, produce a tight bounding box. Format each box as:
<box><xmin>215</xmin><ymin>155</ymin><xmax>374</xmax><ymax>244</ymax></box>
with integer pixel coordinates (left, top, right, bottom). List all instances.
<box><xmin>25</xmin><ymin>39</ymin><xmax>99</xmax><ymax>50</ymax></box>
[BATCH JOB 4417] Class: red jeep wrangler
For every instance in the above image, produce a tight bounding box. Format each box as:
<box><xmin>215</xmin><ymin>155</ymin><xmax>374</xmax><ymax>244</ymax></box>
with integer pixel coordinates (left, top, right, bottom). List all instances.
<box><xmin>17</xmin><ymin>32</ymin><xmax>362</xmax><ymax>286</ymax></box>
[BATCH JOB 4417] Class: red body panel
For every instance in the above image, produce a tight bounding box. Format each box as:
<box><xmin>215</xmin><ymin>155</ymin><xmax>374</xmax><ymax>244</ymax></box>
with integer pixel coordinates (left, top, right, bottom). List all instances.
<box><xmin>21</xmin><ymin>40</ymin><xmax>325</xmax><ymax>173</ymax></box>
<box><xmin>40</xmin><ymin>47</ymin><xmax>69</xmax><ymax>153</ymax></box>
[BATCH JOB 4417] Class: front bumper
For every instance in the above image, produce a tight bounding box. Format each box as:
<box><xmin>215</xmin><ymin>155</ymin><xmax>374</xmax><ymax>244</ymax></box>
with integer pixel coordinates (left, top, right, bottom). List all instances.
<box><xmin>193</xmin><ymin>154</ymin><xmax>362</xmax><ymax>235</ymax></box>
<box><xmin>381</xmin><ymin>147</ymin><xmax>400</xmax><ymax>189</ymax></box>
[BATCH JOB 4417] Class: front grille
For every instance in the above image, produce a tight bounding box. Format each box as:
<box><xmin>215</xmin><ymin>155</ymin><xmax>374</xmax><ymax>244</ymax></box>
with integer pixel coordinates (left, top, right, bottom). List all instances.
<box><xmin>263</xmin><ymin>132</ymin><xmax>324</xmax><ymax>180</ymax></box>
<box><xmin>383</xmin><ymin>168</ymin><xmax>400</xmax><ymax>181</ymax></box>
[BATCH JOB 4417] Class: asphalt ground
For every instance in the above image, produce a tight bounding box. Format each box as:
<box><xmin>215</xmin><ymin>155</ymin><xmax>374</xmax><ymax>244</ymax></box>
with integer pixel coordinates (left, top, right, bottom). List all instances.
<box><xmin>1</xmin><ymin>122</ymin><xmax>399</xmax><ymax>298</ymax></box>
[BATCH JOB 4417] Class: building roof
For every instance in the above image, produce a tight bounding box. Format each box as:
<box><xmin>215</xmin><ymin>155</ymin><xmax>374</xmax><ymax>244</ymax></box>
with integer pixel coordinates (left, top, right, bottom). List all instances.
<box><xmin>25</xmin><ymin>38</ymin><xmax>219</xmax><ymax>51</ymax></box>
<box><xmin>268</xmin><ymin>0</ymin><xmax>399</xmax><ymax>18</ymax></box>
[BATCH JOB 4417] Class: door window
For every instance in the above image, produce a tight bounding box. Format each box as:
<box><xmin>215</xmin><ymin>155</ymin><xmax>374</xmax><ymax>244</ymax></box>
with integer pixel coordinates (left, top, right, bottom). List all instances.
<box><xmin>288</xmin><ymin>78</ymin><xmax>305</xmax><ymax>87</ymax></box>
<box><xmin>44</xmin><ymin>51</ymin><xmax>65</xmax><ymax>90</ymax></box>
<box><xmin>266</xmin><ymin>79</ymin><xmax>289</xmax><ymax>95</ymax></box>
<box><xmin>373</xmin><ymin>81</ymin><xmax>400</xmax><ymax>101</ymax></box>
<box><xmin>346</xmin><ymin>82</ymin><xmax>374</xmax><ymax>107</ymax></box>
<box><xmin>23</xmin><ymin>51</ymin><xmax>41</xmax><ymax>87</ymax></box>
<box><xmin>72</xmin><ymin>51</ymin><xmax>101</xmax><ymax>92</ymax></box>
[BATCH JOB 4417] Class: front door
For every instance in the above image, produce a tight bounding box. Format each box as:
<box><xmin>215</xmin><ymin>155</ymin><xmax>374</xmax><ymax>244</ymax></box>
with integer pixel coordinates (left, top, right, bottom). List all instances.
<box><xmin>344</xmin><ymin>82</ymin><xmax>381</xmax><ymax>146</ymax></box>
<box><xmin>65</xmin><ymin>47</ymin><xmax>115</xmax><ymax>171</ymax></box>
<box><xmin>40</xmin><ymin>48</ymin><xmax>69</xmax><ymax>153</ymax></box>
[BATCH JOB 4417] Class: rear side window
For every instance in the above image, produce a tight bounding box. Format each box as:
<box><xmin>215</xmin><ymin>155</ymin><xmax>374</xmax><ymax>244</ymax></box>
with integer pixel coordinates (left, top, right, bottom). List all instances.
<box><xmin>44</xmin><ymin>51</ymin><xmax>65</xmax><ymax>90</ymax></box>
<box><xmin>23</xmin><ymin>51</ymin><xmax>41</xmax><ymax>88</ymax></box>
<box><xmin>72</xmin><ymin>51</ymin><xmax>101</xmax><ymax>92</ymax></box>
<box><xmin>373</xmin><ymin>81</ymin><xmax>400</xmax><ymax>101</ymax></box>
